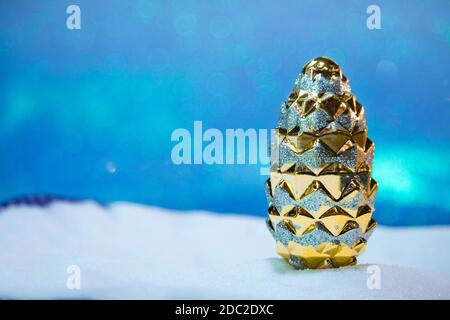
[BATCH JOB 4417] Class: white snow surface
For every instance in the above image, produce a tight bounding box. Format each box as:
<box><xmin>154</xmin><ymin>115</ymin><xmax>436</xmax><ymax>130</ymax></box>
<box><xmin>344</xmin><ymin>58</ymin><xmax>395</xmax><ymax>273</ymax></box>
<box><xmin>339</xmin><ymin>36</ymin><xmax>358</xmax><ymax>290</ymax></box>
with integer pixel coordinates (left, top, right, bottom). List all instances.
<box><xmin>0</xmin><ymin>201</ymin><xmax>449</xmax><ymax>299</ymax></box>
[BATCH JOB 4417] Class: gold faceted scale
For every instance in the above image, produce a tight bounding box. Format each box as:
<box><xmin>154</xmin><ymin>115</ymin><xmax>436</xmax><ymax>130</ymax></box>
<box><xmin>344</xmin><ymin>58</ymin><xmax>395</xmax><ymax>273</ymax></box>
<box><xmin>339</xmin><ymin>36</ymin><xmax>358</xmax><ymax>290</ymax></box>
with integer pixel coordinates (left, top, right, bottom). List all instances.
<box><xmin>265</xmin><ymin>57</ymin><xmax>378</xmax><ymax>269</ymax></box>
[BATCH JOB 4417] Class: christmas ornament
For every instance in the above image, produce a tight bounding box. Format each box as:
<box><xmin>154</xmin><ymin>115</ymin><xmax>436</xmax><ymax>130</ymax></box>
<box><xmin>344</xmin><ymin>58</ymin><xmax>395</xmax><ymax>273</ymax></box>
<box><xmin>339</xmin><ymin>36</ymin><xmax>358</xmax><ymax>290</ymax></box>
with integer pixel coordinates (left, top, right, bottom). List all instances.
<box><xmin>265</xmin><ymin>57</ymin><xmax>378</xmax><ymax>269</ymax></box>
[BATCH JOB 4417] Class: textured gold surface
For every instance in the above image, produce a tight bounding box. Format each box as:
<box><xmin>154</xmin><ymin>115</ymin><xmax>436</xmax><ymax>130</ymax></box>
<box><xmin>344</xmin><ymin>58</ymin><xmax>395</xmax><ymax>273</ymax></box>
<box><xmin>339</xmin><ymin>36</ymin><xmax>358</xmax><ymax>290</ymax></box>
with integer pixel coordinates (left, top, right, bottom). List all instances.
<box><xmin>266</xmin><ymin>57</ymin><xmax>377</xmax><ymax>269</ymax></box>
<box><xmin>302</xmin><ymin>57</ymin><xmax>347</xmax><ymax>81</ymax></box>
<box><xmin>276</xmin><ymin>240</ymin><xmax>365</xmax><ymax>269</ymax></box>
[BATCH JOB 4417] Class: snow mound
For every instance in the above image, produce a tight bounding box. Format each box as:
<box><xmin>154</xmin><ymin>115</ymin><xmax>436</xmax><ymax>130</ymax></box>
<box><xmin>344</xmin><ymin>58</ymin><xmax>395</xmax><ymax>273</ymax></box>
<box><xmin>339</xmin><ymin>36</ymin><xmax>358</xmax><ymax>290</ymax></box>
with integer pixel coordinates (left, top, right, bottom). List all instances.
<box><xmin>0</xmin><ymin>201</ymin><xmax>449</xmax><ymax>299</ymax></box>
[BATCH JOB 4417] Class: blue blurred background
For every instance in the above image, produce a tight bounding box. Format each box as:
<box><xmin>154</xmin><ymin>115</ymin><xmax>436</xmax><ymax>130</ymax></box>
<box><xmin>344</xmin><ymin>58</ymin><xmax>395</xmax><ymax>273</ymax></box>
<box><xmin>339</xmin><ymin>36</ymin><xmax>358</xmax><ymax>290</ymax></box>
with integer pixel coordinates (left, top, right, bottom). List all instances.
<box><xmin>0</xmin><ymin>0</ymin><xmax>449</xmax><ymax>225</ymax></box>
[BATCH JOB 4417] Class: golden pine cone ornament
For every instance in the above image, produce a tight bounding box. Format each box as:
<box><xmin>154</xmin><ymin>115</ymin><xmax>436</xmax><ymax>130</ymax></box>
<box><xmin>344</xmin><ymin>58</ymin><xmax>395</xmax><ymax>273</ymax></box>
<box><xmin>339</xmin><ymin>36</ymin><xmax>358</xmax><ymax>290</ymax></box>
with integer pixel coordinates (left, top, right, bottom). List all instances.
<box><xmin>265</xmin><ymin>57</ymin><xmax>378</xmax><ymax>269</ymax></box>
